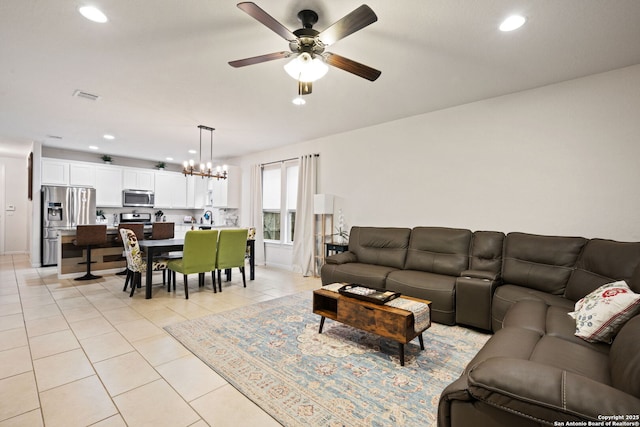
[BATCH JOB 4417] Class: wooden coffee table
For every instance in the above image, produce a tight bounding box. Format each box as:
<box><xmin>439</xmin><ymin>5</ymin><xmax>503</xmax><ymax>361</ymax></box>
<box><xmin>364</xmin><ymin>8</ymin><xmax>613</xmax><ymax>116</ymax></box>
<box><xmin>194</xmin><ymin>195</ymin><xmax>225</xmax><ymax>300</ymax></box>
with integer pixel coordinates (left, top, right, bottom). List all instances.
<box><xmin>312</xmin><ymin>288</ymin><xmax>431</xmax><ymax>366</ymax></box>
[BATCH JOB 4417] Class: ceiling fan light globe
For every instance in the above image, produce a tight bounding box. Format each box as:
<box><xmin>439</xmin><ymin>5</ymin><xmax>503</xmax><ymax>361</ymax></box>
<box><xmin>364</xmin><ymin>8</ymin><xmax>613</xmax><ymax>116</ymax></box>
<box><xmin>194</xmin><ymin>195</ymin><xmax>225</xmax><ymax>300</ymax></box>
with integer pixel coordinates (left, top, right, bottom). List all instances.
<box><xmin>78</xmin><ymin>6</ymin><xmax>108</xmax><ymax>23</ymax></box>
<box><xmin>499</xmin><ymin>15</ymin><xmax>526</xmax><ymax>31</ymax></box>
<box><xmin>284</xmin><ymin>55</ymin><xmax>328</xmax><ymax>82</ymax></box>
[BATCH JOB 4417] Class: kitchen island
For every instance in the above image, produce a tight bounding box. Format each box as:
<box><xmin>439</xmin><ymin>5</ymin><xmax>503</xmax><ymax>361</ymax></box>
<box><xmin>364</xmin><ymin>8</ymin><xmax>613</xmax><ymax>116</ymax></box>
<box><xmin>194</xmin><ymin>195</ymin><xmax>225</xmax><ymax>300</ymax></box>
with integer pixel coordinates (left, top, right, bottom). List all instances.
<box><xmin>56</xmin><ymin>225</ymin><xmax>255</xmax><ymax>281</ymax></box>
<box><xmin>57</xmin><ymin>227</ymin><xmax>130</xmax><ymax>278</ymax></box>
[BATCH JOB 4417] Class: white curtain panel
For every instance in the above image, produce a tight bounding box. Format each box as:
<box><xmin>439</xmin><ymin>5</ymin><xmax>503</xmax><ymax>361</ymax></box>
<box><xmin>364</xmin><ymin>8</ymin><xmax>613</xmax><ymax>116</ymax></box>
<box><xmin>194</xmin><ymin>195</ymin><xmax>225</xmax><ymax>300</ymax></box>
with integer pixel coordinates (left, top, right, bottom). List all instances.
<box><xmin>292</xmin><ymin>154</ymin><xmax>317</xmax><ymax>276</ymax></box>
<box><xmin>250</xmin><ymin>164</ymin><xmax>265</xmax><ymax>265</ymax></box>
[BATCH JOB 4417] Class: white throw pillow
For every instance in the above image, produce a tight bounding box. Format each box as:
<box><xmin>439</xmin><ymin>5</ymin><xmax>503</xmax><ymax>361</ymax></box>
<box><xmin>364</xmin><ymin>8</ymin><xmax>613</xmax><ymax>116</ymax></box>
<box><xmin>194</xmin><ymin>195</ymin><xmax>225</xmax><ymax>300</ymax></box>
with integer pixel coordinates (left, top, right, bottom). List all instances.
<box><xmin>568</xmin><ymin>280</ymin><xmax>640</xmax><ymax>343</ymax></box>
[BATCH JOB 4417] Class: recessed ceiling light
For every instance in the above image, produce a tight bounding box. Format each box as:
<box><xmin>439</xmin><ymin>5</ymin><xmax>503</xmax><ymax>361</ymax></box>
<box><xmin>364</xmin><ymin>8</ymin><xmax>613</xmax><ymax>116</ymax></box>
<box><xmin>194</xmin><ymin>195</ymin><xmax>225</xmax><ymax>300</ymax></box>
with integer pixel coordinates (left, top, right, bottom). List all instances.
<box><xmin>89</xmin><ymin>145</ymin><xmax>99</xmax><ymax>150</ymax></box>
<box><xmin>499</xmin><ymin>15</ymin><xmax>526</xmax><ymax>32</ymax></box>
<box><xmin>188</xmin><ymin>149</ymin><xmax>197</xmax><ymax>154</ymax></box>
<box><xmin>79</xmin><ymin>6</ymin><xmax>108</xmax><ymax>23</ymax></box>
<box><xmin>292</xmin><ymin>96</ymin><xmax>306</xmax><ymax>106</ymax></box>
<box><xmin>166</xmin><ymin>157</ymin><xmax>174</xmax><ymax>161</ymax></box>
<box><xmin>103</xmin><ymin>134</ymin><xmax>115</xmax><ymax>140</ymax></box>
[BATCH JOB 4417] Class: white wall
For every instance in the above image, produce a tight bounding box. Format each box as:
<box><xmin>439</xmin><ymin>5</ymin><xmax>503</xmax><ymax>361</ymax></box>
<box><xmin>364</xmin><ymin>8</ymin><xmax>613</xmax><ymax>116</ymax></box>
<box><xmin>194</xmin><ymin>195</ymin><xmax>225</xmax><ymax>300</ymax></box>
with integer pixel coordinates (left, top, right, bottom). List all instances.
<box><xmin>237</xmin><ymin>64</ymin><xmax>640</xmax><ymax>268</ymax></box>
<box><xmin>0</xmin><ymin>154</ymin><xmax>29</xmax><ymax>254</ymax></box>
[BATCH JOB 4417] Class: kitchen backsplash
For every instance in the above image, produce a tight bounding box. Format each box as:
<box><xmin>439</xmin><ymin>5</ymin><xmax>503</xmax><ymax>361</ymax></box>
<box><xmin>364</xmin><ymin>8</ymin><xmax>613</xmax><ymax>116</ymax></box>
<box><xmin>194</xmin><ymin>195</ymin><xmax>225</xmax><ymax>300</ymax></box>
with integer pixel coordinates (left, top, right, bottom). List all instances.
<box><xmin>98</xmin><ymin>207</ymin><xmax>238</xmax><ymax>226</ymax></box>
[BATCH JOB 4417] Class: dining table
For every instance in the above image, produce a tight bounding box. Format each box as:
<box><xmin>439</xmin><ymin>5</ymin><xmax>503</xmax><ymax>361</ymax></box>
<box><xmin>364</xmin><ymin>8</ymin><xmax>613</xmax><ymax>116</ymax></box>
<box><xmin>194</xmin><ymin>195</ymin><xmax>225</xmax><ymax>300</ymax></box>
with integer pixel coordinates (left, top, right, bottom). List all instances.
<box><xmin>138</xmin><ymin>238</ymin><xmax>255</xmax><ymax>299</ymax></box>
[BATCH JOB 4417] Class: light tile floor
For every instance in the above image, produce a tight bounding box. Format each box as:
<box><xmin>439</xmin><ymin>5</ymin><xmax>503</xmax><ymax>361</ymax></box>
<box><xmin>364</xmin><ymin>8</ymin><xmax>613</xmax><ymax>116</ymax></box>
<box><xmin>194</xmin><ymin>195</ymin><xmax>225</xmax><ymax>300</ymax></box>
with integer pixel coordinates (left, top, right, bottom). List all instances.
<box><xmin>0</xmin><ymin>254</ymin><xmax>321</xmax><ymax>426</ymax></box>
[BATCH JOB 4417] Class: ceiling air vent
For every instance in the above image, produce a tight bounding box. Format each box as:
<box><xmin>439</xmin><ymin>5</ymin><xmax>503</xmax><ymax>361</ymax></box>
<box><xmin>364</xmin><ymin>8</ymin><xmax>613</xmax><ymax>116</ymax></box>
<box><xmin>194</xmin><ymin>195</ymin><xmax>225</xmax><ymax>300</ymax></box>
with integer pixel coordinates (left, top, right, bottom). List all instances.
<box><xmin>72</xmin><ymin>90</ymin><xmax>101</xmax><ymax>101</ymax></box>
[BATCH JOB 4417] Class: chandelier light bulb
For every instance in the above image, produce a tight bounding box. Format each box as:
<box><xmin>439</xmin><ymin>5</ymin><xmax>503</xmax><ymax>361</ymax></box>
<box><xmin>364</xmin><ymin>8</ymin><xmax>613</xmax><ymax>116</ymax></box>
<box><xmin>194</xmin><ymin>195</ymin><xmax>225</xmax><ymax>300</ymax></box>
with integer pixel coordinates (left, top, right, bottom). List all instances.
<box><xmin>183</xmin><ymin>161</ymin><xmax>188</xmax><ymax>168</ymax></box>
<box><xmin>206</xmin><ymin>161</ymin><xmax>212</xmax><ymax>170</ymax></box>
<box><xmin>189</xmin><ymin>159</ymin><xmax>195</xmax><ymax>167</ymax></box>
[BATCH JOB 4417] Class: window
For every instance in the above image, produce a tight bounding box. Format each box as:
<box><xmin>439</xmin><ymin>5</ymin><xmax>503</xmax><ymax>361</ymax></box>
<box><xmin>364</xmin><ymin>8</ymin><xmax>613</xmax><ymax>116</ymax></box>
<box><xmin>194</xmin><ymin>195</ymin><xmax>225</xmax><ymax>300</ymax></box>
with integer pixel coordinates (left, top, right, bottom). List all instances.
<box><xmin>286</xmin><ymin>164</ymin><xmax>298</xmax><ymax>242</ymax></box>
<box><xmin>262</xmin><ymin>160</ymin><xmax>298</xmax><ymax>243</ymax></box>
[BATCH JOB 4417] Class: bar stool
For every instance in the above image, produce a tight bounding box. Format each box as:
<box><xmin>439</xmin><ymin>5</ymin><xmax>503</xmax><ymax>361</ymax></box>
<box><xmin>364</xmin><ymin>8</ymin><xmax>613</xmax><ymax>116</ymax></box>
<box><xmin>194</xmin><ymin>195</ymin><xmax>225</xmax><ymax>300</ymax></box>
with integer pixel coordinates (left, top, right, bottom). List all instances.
<box><xmin>152</xmin><ymin>222</ymin><xmax>174</xmax><ymax>240</ymax></box>
<box><xmin>74</xmin><ymin>224</ymin><xmax>107</xmax><ymax>281</ymax></box>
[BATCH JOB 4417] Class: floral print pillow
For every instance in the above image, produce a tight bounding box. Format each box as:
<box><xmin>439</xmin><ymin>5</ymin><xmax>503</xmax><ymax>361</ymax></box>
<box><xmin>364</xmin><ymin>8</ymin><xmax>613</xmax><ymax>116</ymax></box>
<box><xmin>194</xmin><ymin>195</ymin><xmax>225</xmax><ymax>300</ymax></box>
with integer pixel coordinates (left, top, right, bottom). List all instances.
<box><xmin>568</xmin><ymin>280</ymin><xmax>640</xmax><ymax>343</ymax></box>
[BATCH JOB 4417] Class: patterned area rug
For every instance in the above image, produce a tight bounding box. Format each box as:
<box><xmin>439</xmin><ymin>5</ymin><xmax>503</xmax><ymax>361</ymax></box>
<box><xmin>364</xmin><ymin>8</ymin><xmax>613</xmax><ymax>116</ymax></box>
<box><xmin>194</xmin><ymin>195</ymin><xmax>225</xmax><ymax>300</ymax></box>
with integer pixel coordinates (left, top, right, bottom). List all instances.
<box><xmin>165</xmin><ymin>291</ymin><xmax>490</xmax><ymax>427</ymax></box>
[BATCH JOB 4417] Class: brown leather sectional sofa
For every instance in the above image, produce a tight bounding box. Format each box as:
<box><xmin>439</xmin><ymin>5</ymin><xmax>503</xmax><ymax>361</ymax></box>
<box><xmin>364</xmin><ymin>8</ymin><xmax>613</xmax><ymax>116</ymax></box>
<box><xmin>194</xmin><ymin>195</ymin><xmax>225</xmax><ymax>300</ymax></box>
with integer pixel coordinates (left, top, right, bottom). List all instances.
<box><xmin>320</xmin><ymin>226</ymin><xmax>640</xmax><ymax>426</ymax></box>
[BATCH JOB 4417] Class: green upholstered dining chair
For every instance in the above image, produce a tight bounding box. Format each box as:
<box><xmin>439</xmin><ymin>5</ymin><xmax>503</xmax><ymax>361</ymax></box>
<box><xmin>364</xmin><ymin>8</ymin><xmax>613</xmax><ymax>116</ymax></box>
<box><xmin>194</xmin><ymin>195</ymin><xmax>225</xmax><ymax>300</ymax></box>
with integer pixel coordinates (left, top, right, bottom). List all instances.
<box><xmin>120</xmin><ymin>228</ymin><xmax>169</xmax><ymax>297</ymax></box>
<box><xmin>215</xmin><ymin>229</ymin><xmax>249</xmax><ymax>292</ymax></box>
<box><xmin>167</xmin><ymin>230</ymin><xmax>218</xmax><ymax>299</ymax></box>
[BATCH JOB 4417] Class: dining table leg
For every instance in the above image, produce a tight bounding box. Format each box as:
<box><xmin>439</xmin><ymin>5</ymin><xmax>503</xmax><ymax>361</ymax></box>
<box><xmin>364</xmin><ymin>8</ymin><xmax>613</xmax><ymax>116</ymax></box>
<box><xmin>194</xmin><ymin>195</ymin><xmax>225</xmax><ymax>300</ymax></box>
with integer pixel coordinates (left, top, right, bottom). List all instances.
<box><xmin>248</xmin><ymin>240</ymin><xmax>255</xmax><ymax>280</ymax></box>
<box><xmin>145</xmin><ymin>247</ymin><xmax>154</xmax><ymax>299</ymax></box>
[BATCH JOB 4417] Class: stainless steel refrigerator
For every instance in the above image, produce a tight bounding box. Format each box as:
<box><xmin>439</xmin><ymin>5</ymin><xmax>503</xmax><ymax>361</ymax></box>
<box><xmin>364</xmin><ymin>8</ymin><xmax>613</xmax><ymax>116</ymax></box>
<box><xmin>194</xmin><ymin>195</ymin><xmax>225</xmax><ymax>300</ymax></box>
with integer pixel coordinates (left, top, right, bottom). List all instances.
<box><xmin>41</xmin><ymin>186</ymin><xmax>96</xmax><ymax>266</ymax></box>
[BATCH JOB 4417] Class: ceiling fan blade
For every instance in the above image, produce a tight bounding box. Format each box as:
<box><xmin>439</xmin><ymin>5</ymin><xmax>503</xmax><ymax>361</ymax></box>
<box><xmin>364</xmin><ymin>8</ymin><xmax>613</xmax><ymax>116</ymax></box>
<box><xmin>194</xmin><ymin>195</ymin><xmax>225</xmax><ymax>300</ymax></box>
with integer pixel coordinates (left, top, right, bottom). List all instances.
<box><xmin>324</xmin><ymin>52</ymin><xmax>381</xmax><ymax>81</ymax></box>
<box><xmin>237</xmin><ymin>2</ymin><xmax>296</xmax><ymax>42</ymax></box>
<box><xmin>318</xmin><ymin>4</ymin><xmax>377</xmax><ymax>46</ymax></box>
<box><xmin>229</xmin><ymin>51</ymin><xmax>291</xmax><ymax>68</ymax></box>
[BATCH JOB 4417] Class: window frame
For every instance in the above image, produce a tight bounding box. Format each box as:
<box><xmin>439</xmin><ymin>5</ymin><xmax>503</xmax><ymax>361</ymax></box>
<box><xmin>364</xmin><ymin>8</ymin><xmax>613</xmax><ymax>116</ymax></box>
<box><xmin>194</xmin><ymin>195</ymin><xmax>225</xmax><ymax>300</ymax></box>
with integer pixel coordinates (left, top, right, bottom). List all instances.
<box><xmin>262</xmin><ymin>159</ymin><xmax>299</xmax><ymax>245</ymax></box>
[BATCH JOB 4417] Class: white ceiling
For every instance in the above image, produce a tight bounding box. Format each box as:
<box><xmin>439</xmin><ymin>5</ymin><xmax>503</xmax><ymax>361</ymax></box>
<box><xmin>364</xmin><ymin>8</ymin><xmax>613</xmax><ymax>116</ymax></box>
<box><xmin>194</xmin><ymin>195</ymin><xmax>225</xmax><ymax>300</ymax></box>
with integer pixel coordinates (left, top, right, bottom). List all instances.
<box><xmin>1</xmin><ymin>0</ymin><xmax>640</xmax><ymax>161</ymax></box>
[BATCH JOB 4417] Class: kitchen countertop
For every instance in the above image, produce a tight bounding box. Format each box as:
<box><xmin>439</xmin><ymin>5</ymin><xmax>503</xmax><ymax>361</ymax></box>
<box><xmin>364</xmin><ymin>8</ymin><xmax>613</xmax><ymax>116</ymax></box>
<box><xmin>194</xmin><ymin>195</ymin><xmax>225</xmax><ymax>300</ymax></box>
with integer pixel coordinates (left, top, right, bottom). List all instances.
<box><xmin>56</xmin><ymin>224</ymin><xmax>234</xmax><ymax>236</ymax></box>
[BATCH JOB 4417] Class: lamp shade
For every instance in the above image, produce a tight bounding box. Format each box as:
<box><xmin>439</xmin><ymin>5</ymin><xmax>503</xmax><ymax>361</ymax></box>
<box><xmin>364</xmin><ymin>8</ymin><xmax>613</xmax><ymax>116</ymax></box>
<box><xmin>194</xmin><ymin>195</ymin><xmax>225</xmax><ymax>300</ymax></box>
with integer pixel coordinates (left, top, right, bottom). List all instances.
<box><xmin>314</xmin><ymin>194</ymin><xmax>334</xmax><ymax>214</ymax></box>
<box><xmin>284</xmin><ymin>53</ymin><xmax>328</xmax><ymax>82</ymax></box>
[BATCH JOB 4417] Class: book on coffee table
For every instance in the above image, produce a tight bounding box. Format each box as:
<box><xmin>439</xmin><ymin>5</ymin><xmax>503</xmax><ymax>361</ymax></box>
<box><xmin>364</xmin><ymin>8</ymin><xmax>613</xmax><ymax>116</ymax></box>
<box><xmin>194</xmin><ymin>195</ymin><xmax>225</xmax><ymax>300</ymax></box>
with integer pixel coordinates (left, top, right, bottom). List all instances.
<box><xmin>338</xmin><ymin>284</ymin><xmax>401</xmax><ymax>305</ymax></box>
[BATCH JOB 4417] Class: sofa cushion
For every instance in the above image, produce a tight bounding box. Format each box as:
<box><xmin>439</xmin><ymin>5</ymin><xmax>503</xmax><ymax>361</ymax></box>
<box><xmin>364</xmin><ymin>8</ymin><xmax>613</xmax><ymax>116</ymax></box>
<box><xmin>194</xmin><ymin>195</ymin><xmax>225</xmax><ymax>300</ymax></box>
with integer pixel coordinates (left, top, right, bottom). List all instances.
<box><xmin>320</xmin><ymin>263</ymin><xmax>397</xmax><ymax>289</ymax></box>
<box><xmin>568</xmin><ymin>281</ymin><xmax>640</xmax><ymax>343</ymax></box>
<box><xmin>530</xmin><ymin>336</ymin><xmax>611</xmax><ymax>384</ymax></box>
<box><xmin>544</xmin><ymin>305</ymin><xmax>610</xmax><ymax>354</ymax></box>
<box><xmin>404</xmin><ymin>227</ymin><xmax>471</xmax><ymax>275</ymax></box>
<box><xmin>502</xmin><ymin>300</ymin><xmax>610</xmax><ymax>354</ymax></box>
<box><xmin>492</xmin><ymin>284</ymin><xmax>574</xmax><ymax>331</ymax></box>
<box><xmin>349</xmin><ymin>226</ymin><xmax>411</xmax><ymax>269</ymax></box>
<box><xmin>565</xmin><ymin>239</ymin><xmax>640</xmax><ymax>301</ymax></box>
<box><xmin>502</xmin><ymin>232</ymin><xmax>587</xmax><ymax>295</ymax></box>
<box><xmin>469</xmin><ymin>231</ymin><xmax>505</xmax><ymax>274</ymax></box>
<box><xmin>467</xmin><ymin>327</ymin><xmax>542</xmax><ymax>368</ymax></box>
<box><xmin>610</xmin><ymin>315</ymin><xmax>640</xmax><ymax>398</ymax></box>
<box><xmin>385</xmin><ymin>270</ymin><xmax>456</xmax><ymax>325</ymax></box>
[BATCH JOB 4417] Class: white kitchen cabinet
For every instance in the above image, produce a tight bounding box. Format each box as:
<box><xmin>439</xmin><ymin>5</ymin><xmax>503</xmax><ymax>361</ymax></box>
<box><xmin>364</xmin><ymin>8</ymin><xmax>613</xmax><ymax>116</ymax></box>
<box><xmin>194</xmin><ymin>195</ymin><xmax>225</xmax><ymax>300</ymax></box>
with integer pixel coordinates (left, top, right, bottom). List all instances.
<box><xmin>69</xmin><ymin>162</ymin><xmax>95</xmax><ymax>187</ymax></box>
<box><xmin>41</xmin><ymin>159</ymin><xmax>69</xmax><ymax>185</ymax></box>
<box><xmin>123</xmin><ymin>168</ymin><xmax>155</xmax><ymax>190</ymax></box>
<box><xmin>155</xmin><ymin>171</ymin><xmax>188</xmax><ymax>208</ymax></box>
<box><xmin>209</xmin><ymin>165</ymin><xmax>240</xmax><ymax>208</ymax></box>
<box><xmin>187</xmin><ymin>175</ymin><xmax>208</xmax><ymax>209</ymax></box>
<box><xmin>95</xmin><ymin>166</ymin><xmax>123</xmax><ymax>207</ymax></box>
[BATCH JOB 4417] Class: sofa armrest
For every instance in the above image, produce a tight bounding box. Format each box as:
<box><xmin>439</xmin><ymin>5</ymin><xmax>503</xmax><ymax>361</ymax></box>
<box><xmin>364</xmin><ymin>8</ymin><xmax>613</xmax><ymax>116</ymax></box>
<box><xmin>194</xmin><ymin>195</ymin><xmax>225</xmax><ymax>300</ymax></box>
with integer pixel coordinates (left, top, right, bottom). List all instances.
<box><xmin>468</xmin><ymin>358</ymin><xmax>640</xmax><ymax>422</ymax></box>
<box><xmin>325</xmin><ymin>251</ymin><xmax>357</xmax><ymax>265</ymax></box>
<box><xmin>455</xmin><ymin>272</ymin><xmax>499</xmax><ymax>330</ymax></box>
<box><xmin>460</xmin><ymin>269</ymin><xmax>500</xmax><ymax>281</ymax></box>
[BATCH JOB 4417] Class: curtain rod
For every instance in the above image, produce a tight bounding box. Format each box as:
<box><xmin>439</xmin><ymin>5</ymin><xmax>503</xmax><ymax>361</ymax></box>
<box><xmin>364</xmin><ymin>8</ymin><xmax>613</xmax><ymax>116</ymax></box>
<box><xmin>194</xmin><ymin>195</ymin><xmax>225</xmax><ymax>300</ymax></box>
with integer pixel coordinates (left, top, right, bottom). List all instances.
<box><xmin>260</xmin><ymin>153</ymin><xmax>319</xmax><ymax>167</ymax></box>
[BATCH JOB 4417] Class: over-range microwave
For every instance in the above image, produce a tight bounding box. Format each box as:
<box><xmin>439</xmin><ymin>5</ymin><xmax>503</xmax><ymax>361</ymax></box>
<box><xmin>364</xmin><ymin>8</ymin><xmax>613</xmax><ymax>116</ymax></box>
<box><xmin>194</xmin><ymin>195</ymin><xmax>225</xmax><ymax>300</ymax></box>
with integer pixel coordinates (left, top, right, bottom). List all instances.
<box><xmin>122</xmin><ymin>189</ymin><xmax>155</xmax><ymax>208</ymax></box>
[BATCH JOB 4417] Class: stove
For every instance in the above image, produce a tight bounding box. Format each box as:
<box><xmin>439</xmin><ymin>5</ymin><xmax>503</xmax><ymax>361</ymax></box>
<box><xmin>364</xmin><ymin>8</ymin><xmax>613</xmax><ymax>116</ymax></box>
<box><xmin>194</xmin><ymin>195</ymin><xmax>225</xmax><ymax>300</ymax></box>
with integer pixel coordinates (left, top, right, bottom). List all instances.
<box><xmin>119</xmin><ymin>212</ymin><xmax>152</xmax><ymax>225</ymax></box>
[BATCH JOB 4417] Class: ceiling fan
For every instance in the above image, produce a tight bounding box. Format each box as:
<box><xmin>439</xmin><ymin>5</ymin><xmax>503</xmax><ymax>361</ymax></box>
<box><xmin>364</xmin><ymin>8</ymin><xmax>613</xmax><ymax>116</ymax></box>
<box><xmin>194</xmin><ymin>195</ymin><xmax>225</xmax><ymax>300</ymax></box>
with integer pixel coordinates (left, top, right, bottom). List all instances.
<box><xmin>228</xmin><ymin>2</ymin><xmax>381</xmax><ymax>84</ymax></box>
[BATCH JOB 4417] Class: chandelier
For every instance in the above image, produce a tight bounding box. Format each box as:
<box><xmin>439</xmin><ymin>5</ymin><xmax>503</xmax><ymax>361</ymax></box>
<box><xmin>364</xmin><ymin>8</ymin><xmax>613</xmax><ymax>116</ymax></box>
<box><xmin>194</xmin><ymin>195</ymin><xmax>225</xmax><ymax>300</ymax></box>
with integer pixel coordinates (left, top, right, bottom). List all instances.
<box><xmin>182</xmin><ymin>125</ymin><xmax>228</xmax><ymax>180</ymax></box>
